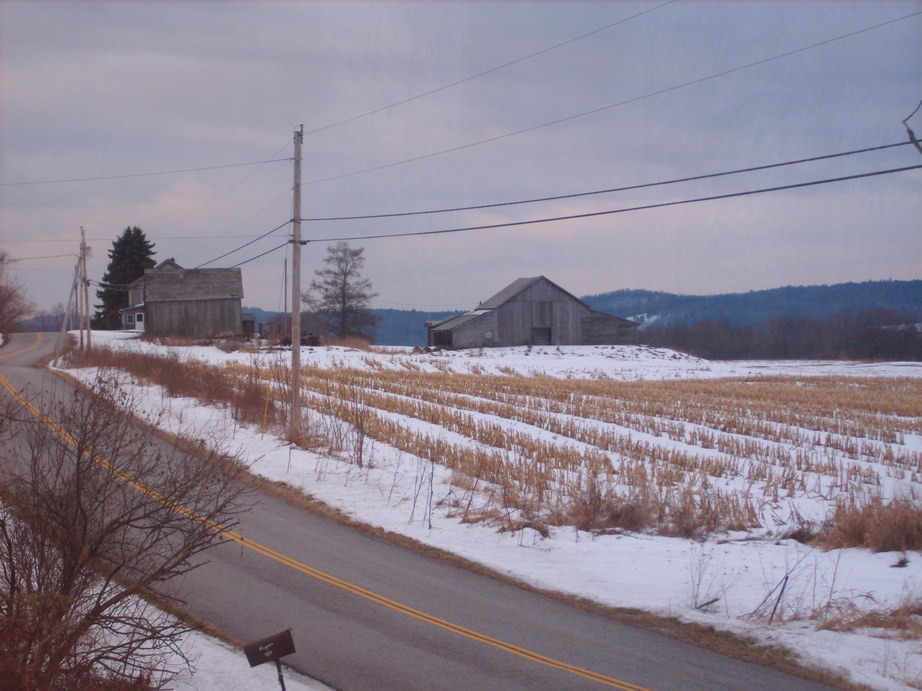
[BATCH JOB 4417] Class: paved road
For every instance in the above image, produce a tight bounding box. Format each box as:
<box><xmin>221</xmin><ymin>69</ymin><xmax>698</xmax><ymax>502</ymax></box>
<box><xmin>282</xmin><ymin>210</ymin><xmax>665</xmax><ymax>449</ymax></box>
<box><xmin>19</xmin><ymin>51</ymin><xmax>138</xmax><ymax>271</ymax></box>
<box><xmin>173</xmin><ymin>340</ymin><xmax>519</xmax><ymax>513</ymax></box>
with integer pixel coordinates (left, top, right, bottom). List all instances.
<box><xmin>0</xmin><ymin>333</ymin><xmax>837</xmax><ymax>690</ymax></box>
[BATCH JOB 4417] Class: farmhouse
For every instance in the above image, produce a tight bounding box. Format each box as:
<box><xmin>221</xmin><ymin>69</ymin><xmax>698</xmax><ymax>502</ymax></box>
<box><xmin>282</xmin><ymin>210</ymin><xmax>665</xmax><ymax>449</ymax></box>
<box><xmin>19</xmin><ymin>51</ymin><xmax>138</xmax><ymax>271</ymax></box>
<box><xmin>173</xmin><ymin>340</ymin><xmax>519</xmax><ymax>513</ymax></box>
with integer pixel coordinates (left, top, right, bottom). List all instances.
<box><xmin>426</xmin><ymin>276</ymin><xmax>638</xmax><ymax>349</ymax></box>
<box><xmin>120</xmin><ymin>258</ymin><xmax>246</xmax><ymax>337</ymax></box>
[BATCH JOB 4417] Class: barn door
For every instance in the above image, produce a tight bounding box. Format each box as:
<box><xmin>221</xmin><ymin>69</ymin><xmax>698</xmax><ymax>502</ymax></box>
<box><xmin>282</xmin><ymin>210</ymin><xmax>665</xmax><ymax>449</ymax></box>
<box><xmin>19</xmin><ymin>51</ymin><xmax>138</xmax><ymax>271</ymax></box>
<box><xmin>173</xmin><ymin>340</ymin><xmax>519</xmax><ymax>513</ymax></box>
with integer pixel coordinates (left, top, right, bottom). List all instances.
<box><xmin>532</xmin><ymin>301</ymin><xmax>552</xmax><ymax>344</ymax></box>
<box><xmin>531</xmin><ymin>327</ymin><xmax>551</xmax><ymax>345</ymax></box>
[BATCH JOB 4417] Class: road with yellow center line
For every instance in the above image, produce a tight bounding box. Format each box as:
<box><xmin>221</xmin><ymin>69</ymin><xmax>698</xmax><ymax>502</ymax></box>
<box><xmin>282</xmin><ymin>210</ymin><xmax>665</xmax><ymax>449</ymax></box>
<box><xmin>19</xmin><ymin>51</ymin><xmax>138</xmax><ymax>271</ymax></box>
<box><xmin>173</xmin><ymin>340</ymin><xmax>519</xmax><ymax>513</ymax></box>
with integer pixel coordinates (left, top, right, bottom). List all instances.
<box><xmin>0</xmin><ymin>332</ymin><xmax>835</xmax><ymax>690</ymax></box>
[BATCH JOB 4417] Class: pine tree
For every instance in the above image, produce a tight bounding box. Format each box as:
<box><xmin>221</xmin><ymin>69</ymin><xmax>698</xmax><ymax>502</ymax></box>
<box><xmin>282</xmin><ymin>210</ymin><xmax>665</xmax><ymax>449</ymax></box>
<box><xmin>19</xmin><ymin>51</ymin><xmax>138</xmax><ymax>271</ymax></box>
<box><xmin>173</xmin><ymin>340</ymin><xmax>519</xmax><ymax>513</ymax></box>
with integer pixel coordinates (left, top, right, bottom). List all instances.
<box><xmin>93</xmin><ymin>226</ymin><xmax>156</xmax><ymax>329</ymax></box>
<box><xmin>303</xmin><ymin>241</ymin><xmax>378</xmax><ymax>341</ymax></box>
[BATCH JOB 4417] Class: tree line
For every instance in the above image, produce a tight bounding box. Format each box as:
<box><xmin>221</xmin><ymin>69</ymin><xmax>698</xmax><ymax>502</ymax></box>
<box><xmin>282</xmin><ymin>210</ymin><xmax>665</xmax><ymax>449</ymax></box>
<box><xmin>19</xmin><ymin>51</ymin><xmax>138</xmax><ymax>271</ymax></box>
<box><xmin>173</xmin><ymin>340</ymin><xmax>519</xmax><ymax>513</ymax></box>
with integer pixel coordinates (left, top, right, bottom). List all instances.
<box><xmin>641</xmin><ymin>308</ymin><xmax>922</xmax><ymax>361</ymax></box>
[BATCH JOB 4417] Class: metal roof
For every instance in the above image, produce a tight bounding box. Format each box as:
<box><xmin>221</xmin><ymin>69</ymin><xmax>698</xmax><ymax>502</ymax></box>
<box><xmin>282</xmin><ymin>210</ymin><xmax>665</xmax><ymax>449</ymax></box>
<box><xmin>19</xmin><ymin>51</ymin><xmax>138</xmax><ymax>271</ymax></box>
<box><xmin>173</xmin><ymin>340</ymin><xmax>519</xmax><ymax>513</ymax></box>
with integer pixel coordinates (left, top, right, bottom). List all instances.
<box><xmin>429</xmin><ymin>310</ymin><xmax>490</xmax><ymax>332</ymax></box>
<box><xmin>478</xmin><ymin>277</ymin><xmax>544</xmax><ymax>309</ymax></box>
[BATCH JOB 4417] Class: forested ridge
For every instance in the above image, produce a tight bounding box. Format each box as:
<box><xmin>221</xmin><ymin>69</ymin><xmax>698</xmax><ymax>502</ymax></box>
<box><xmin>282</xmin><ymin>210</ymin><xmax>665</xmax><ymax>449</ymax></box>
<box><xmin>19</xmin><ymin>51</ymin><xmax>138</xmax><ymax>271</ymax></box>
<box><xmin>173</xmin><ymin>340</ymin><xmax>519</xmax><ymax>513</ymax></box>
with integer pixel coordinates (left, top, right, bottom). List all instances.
<box><xmin>244</xmin><ymin>280</ymin><xmax>922</xmax><ymax>359</ymax></box>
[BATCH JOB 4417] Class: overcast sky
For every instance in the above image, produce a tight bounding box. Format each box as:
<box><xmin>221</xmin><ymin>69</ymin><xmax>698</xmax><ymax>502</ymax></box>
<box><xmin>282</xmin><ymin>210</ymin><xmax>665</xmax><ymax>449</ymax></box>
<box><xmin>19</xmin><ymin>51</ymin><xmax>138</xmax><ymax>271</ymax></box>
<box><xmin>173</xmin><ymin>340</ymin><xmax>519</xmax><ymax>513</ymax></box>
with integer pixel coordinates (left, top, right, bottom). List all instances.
<box><xmin>2</xmin><ymin>1</ymin><xmax>920</xmax><ymax>315</ymax></box>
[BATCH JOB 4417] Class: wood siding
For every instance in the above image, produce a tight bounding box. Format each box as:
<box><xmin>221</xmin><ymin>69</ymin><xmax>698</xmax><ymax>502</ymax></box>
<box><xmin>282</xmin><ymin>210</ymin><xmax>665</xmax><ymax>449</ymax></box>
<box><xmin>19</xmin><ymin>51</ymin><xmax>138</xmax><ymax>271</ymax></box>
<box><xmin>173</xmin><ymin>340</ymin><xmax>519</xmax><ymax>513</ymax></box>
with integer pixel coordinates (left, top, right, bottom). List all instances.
<box><xmin>125</xmin><ymin>265</ymin><xmax>245</xmax><ymax>338</ymax></box>
<box><xmin>581</xmin><ymin>312</ymin><xmax>638</xmax><ymax>345</ymax></box>
<box><xmin>428</xmin><ymin>276</ymin><xmax>638</xmax><ymax>349</ymax></box>
<box><xmin>445</xmin><ymin>311</ymin><xmax>499</xmax><ymax>349</ymax></box>
<box><xmin>495</xmin><ymin>279</ymin><xmax>586</xmax><ymax>346</ymax></box>
<box><xmin>147</xmin><ymin>299</ymin><xmax>243</xmax><ymax>337</ymax></box>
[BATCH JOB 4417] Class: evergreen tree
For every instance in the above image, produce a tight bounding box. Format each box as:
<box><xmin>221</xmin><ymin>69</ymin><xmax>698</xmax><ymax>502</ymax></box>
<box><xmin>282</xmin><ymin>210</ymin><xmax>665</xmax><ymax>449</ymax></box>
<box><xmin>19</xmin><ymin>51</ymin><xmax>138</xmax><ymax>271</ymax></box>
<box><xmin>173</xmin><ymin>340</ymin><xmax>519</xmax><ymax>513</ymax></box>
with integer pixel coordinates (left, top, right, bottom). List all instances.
<box><xmin>303</xmin><ymin>241</ymin><xmax>378</xmax><ymax>341</ymax></box>
<box><xmin>94</xmin><ymin>226</ymin><xmax>155</xmax><ymax>329</ymax></box>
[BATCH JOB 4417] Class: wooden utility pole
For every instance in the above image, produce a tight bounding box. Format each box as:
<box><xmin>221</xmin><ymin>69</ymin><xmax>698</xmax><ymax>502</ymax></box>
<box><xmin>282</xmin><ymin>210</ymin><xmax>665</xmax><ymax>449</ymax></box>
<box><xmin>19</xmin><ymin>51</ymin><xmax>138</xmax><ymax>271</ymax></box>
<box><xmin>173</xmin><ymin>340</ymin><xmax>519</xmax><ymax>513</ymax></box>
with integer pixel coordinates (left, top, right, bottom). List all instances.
<box><xmin>80</xmin><ymin>227</ymin><xmax>92</xmax><ymax>351</ymax></box>
<box><xmin>62</xmin><ymin>263</ymin><xmax>79</xmax><ymax>344</ymax></box>
<box><xmin>289</xmin><ymin>126</ymin><xmax>304</xmax><ymax>441</ymax></box>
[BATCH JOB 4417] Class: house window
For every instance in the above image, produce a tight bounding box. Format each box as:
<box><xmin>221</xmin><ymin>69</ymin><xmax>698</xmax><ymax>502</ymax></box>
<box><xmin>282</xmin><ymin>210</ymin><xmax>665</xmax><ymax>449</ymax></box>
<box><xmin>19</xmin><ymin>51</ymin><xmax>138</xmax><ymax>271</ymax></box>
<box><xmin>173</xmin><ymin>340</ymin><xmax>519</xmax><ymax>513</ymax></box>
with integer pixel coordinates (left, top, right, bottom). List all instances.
<box><xmin>135</xmin><ymin>313</ymin><xmax>144</xmax><ymax>323</ymax></box>
<box><xmin>126</xmin><ymin>314</ymin><xmax>134</xmax><ymax>325</ymax></box>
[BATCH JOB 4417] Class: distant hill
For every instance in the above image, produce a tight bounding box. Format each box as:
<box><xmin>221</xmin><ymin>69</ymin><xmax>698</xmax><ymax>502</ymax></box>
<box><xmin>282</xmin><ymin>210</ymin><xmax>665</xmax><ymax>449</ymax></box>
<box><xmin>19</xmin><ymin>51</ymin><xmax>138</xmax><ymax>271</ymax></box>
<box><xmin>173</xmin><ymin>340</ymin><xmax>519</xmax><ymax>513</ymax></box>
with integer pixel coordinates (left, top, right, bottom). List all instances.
<box><xmin>372</xmin><ymin>309</ymin><xmax>461</xmax><ymax>346</ymax></box>
<box><xmin>242</xmin><ymin>306</ymin><xmax>460</xmax><ymax>346</ymax></box>
<box><xmin>246</xmin><ymin>280</ymin><xmax>921</xmax><ymax>346</ymax></box>
<box><xmin>582</xmin><ymin>280</ymin><xmax>922</xmax><ymax>328</ymax></box>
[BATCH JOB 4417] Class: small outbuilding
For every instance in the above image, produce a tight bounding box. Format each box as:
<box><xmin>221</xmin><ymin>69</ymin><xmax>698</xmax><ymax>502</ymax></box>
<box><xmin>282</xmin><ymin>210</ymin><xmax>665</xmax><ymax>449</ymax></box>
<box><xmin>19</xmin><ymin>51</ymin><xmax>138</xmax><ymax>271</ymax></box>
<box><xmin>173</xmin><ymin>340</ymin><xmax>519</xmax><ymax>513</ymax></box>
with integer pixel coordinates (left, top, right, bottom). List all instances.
<box><xmin>426</xmin><ymin>276</ymin><xmax>638</xmax><ymax>349</ymax></box>
<box><xmin>120</xmin><ymin>259</ymin><xmax>245</xmax><ymax>337</ymax></box>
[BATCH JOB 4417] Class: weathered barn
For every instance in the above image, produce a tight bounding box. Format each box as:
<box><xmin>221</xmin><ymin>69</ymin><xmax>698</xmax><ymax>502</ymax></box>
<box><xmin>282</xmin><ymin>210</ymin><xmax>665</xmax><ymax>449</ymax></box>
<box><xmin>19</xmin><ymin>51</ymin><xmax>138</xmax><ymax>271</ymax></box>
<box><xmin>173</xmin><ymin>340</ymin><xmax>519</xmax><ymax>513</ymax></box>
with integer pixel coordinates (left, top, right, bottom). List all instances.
<box><xmin>120</xmin><ymin>259</ymin><xmax>245</xmax><ymax>337</ymax></box>
<box><xmin>426</xmin><ymin>276</ymin><xmax>638</xmax><ymax>349</ymax></box>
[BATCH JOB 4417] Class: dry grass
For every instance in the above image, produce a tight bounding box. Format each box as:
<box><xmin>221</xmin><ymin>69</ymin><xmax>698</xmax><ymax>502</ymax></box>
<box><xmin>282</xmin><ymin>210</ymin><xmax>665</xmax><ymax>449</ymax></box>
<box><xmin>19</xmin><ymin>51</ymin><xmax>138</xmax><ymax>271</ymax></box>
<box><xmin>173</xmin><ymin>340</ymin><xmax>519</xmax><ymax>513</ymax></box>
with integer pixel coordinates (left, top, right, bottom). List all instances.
<box><xmin>820</xmin><ymin>495</ymin><xmax>922</xmax><ymax>552</ymax></box>
<box><xmin>67</xmin><ymin>345</ymin><xmax>922</xmax><ymax>545</ymax></box>
<box><xmin>820</xmin><ymin>593</ymin><xmax>922</xmax><ymax>640</ymax></box>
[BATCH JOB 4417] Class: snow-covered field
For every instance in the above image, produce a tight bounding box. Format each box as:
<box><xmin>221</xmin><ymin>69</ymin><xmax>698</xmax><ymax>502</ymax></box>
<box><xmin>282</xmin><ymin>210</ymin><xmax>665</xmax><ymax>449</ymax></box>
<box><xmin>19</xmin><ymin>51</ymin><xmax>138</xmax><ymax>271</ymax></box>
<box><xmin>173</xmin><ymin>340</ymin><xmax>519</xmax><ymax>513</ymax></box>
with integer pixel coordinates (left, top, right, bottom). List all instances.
<box><xmin>61</xmin><ymin>332</ymin><xmax>922</xmax><ymax>690</ymax></box>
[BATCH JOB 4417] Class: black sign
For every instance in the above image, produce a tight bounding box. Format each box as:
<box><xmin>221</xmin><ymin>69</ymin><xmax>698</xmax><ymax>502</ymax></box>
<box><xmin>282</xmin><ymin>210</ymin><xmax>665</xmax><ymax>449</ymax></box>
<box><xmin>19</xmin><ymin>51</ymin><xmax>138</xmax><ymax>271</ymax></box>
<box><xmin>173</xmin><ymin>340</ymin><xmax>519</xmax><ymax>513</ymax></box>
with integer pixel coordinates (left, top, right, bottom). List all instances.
<box><xmin>243</xmin><ymin>629</ymin><xmax>296</xmax><ymax>668</ymax></box>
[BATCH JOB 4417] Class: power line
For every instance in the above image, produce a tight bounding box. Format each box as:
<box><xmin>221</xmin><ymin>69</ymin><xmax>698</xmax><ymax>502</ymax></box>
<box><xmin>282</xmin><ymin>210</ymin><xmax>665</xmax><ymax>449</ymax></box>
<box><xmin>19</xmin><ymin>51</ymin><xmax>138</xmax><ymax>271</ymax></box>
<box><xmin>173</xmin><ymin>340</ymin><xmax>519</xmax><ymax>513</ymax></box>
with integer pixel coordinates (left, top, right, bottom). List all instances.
<box><xmin>905</xmin><ymin>98</ymin><xmax>922</xmax><ymax>125</ymax></box>
<box><xmin>4</xmin><ymin>232</ymin><xmax>285</xmax><ymax>244</ymax></box>
<box><xmin>232</xmin><ymin>241</ymin><xmax>290</xmax><ymax>268</ymax></box>
<box><xmin>2</xmin><ymin>157</ymin><xmax>291</xmax><ymax>187</ymax></box>
<box><xmin>196</xmin><ymin>220</ymin><xmax>291</xmax><ymax>268</ymax></box>
<box><xmin>303</xmin><ymin>11</ymin><xmax>922</xmax><ymax>187</ymax></box>
<box><xmin>8</xmin><ymin>253</ymin><xmax>77</xmax><ymax>262</ymax></box>
<box><xmin>302</xmin><ymin>141</ymin><xmax>912</xmax><ymax>222</ymax></box>
<box><xmin>151</xmin><ymin>140</ymin><xmax>292</xmax><ymax>233</ymax></box>
<box><xmin>182</xmin><ymin>186</ymin><xmax>294</xmax><ymax>258</ymax></box>
<box><xmin>306</xmin><ymin>164</ymin><xmax>922</xmax><ymax>243</ymax></box>
<box><xmin>303</xmin><ymin>1</ymin><xmax>677</xmax><ymax>137</ymax></box>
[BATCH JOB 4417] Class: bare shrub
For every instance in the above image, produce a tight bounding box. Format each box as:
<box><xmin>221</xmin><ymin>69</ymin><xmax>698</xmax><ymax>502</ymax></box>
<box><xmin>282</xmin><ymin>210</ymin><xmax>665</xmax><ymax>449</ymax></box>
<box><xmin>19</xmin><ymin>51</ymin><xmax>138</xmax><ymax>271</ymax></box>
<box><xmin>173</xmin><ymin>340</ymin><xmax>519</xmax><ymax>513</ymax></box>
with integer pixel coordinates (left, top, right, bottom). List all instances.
<box><xmin>0</xmin><ymin>250</ymin><xmax>34</xmax><ymax>333</ymax></box>
<box><xmin>0</xmin><ymin>375</ymin><xmax>248</xmax><ymax>689</ymax></box>
<box><xmin>820</xmin><ymin>495</ymin><xmax>922</xmax><ymax>552</ymax></box>
<box><xmin>820</xmin><ymin>593</ymin><xmax>922</xmax><ymax>640</ymax></box>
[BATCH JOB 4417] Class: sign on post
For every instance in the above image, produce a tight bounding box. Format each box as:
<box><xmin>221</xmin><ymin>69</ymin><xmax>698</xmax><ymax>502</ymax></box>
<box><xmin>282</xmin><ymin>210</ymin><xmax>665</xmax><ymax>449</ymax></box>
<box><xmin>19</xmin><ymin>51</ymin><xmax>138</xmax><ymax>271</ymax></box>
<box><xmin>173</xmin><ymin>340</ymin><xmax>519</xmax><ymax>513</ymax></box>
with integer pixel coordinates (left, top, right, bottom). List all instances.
<box><xmin>243</xmin><ymin>629</ymin><xmax>296</xmax><ymax>691</ymax></box>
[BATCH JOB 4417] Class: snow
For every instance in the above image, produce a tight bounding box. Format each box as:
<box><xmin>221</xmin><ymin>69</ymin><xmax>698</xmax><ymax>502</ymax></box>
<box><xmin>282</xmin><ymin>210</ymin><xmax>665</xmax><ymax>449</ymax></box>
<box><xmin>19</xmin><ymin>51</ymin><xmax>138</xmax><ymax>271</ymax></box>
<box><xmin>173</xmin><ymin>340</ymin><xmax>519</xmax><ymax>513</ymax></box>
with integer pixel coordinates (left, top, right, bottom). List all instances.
<box><xmin>173</xmin><ymin>631</ymin><xmax>327</xmax><ymax>691</ymax></box>
<box><xmin>59</xmin><ymin>332</ymin><xmax>922</xmax><ymax>690</ymax></box>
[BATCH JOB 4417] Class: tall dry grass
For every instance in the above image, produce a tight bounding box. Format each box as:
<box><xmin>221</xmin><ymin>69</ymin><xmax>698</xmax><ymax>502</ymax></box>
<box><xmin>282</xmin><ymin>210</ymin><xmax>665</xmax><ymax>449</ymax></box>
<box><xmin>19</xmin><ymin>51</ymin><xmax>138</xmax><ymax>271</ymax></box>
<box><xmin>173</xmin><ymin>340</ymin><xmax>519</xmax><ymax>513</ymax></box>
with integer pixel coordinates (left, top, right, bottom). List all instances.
<box><xmin>820</xmin><ymin>495</ymin><xmax>922</xmax><ymax>552</ymax></box>
<box><xmin>68</xmin><ymin>345</ymin><xmax>922</xmax><ymax>544</ymax></box>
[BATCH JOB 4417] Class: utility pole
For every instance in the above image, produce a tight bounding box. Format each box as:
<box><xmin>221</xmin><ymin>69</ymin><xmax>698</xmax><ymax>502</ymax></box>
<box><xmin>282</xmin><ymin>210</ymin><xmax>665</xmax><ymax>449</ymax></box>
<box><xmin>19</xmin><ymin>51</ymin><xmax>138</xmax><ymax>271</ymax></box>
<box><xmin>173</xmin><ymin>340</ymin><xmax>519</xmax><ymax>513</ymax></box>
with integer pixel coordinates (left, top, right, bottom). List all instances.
<box><xmin>63</xmin><ymin>263</ymin><xmax>79</xmax><ymax>345</ymax></box>
<box><xmin>289</xmin><ymin>126</ymin><xmax>304</xmax><ymax>441</ymax></box>
<box><xmin>80</xmin><ymin>227</ymin><xmax>92</xmax><ymax>351</ymax></box>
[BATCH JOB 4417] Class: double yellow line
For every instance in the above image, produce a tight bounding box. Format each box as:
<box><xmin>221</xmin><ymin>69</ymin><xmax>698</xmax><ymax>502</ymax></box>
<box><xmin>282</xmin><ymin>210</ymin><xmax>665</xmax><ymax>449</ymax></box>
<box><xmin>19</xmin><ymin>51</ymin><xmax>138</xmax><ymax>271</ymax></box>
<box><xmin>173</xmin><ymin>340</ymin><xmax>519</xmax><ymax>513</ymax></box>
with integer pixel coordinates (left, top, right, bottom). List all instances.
<box><xmin>0</xmin><ymin>340</ymin><xmax>649</xmax><ymax>690</ymax></box>
<box><xmin>0</xmin><ymin>332</ymin><xmax>44</xmax><ymax>360</ymax></box>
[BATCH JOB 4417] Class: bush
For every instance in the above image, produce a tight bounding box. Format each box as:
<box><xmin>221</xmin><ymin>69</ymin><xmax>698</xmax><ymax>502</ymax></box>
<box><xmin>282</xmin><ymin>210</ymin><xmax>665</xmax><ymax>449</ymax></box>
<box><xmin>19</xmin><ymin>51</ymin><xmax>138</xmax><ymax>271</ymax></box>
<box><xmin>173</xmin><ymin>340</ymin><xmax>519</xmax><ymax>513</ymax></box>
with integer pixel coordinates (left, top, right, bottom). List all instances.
<box><xmin>820</xmin><ymin>495</ymin><xmax>922</xmax><ymax>552</ymax></box>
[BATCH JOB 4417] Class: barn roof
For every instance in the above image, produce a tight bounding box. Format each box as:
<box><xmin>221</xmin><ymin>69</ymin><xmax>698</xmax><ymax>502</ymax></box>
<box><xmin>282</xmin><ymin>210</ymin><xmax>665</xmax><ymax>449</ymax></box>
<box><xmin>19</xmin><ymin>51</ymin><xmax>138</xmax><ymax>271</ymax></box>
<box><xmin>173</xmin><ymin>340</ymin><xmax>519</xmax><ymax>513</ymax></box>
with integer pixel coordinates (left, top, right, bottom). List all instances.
<box><xmin>478</xmin><ymin>277</ymin><xmax>543</xmax><ymax>309</ymax></box>
<box><xmin>429</xmin><ymin>310</ymin><xmax>490</xmax><ymax>332</ymax></box>
<box><xmin>479</xmin><ymin>275</ymin><xmax>589</xmax><ymax>310</ymax></box>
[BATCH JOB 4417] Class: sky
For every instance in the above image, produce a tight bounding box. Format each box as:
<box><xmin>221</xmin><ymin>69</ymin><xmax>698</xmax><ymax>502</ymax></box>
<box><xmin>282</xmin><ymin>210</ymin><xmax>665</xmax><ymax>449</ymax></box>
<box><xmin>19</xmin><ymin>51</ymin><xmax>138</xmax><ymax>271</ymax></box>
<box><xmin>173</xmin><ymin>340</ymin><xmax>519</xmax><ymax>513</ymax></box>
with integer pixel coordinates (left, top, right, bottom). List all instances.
<box><xmin>2</xmin><ymin>0</ymin><xmax>920</xmax><ymax>314</ymax></box>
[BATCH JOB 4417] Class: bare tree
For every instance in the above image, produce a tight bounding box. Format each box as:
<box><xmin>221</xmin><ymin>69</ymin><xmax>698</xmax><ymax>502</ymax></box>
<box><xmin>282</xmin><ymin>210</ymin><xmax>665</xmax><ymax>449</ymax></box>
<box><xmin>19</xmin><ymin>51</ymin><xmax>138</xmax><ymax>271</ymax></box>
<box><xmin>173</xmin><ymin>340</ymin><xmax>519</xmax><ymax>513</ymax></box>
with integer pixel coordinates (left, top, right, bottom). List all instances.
<box><xmin>0</xmin><ymin>250</ymin><xmax>34</xmax><ymax>334</ymax></box>
<box><xmin>303</xmin><ymin>241</ymin><xmax>378</xmax><ymax>341</ymax></box>
<box><xmin>0</xmin><ymin>376</ymin><xmax>247</xmax><ymax>689</ymax></box>
<box><xmin>15</xmin><ymin>302</ymin><xmax>69</xmax><ymax>333</ymax></box>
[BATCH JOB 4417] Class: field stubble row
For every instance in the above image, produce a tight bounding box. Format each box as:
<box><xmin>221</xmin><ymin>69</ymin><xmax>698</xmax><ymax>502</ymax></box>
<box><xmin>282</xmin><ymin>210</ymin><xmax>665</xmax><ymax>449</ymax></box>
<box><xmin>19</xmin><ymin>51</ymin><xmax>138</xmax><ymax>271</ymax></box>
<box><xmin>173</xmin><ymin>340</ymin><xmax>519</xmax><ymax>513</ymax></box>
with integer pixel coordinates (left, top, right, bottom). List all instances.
<box><xmin>70</xmin><ymin>347</ymin><xmax>922</xmax><ymax>549</ymax></box>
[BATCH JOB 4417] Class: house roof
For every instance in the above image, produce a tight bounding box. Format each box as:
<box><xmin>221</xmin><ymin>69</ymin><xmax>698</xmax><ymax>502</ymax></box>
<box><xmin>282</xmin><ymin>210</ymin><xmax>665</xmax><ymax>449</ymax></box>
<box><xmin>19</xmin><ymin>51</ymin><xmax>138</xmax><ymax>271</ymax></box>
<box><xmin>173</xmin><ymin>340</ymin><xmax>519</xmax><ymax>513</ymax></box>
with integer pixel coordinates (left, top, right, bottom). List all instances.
<box><xmin>154</xmin><ymin>258</ymin><xmax>183</xmax><ymax>271</ymax></box>
<box><xmin>131</xmin><ymin>266</ymin><xmax>244</xmax><ymax>302</ymax></box>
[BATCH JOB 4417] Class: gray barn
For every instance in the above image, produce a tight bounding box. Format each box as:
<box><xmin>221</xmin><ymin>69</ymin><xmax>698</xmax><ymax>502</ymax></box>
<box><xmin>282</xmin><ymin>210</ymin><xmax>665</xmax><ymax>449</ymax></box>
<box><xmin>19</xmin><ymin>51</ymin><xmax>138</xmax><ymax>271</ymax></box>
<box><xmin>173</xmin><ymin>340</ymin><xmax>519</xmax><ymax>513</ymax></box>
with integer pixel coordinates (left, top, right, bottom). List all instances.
<box><xmin>120</xmin><ymin>259</ymin><xmax>245</xmax><ymax>337</ymax></box>
<box><xmin>427</xmin><ymin>276</ymin><xmax>637</xmax><ymax>349</ymax></box>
